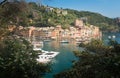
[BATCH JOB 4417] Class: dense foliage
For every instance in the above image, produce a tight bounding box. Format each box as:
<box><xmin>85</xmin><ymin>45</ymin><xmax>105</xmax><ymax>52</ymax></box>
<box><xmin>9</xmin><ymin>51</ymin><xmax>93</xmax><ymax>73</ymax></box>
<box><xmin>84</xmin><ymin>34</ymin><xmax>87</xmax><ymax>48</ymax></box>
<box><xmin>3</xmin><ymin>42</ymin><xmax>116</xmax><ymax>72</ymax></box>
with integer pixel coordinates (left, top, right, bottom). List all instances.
<box><xmin>55</xmin><ymin>40</ymin><xmax>120</xmax><ymax>78</ymax></box>
<box><xmin>0</xmin><ymin>36</ymin><xmax>50</xmax><ymax>78</ymax></box>
<box><xmin>0</xmin><ymin>0</ymin><xmax>29</xmax><ymax>39</ymax></box>
<box><xmin>0</xmin><ymin>1</ymin><xmax>50</xmax><ymax>78</ymax></box>
<box><xmin>0</xmin><ymin>0</ymin><xmax>29</xmax><ymax>26</ymax></box>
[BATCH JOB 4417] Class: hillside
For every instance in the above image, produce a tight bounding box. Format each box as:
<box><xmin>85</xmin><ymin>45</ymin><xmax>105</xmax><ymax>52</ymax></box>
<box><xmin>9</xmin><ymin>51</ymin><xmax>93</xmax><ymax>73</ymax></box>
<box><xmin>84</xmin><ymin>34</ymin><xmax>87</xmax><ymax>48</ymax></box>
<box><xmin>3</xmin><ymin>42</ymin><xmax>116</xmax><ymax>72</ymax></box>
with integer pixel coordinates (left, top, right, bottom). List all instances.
<box><xmin>1</xmin><ymin>2</ymin><xmax>119</xmax><ymax>32</ymax></box>
<box><xmin>25</xmin><ymin>2</ymin><xmax>119</xmax><ymax>32</ymax></box>
<box><xmin>69</xmin><ymin>10</ymin><xmax>119</xmax><ymax>32</ymax></box>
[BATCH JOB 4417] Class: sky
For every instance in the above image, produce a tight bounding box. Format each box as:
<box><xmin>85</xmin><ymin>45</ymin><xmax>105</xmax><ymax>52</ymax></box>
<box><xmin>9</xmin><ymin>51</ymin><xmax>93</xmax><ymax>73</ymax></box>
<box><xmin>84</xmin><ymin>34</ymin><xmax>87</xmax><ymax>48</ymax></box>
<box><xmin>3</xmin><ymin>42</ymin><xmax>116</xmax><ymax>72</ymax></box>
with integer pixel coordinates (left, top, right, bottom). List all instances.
<box><xmin>2</xmin><ymin>0</ymin><xmax>119</xmax><ymax>18</ymax></box>
<box><xmin>39</xmin><ymin>0</ymin><xmax>120</xmax><ymax>18</ymax></box>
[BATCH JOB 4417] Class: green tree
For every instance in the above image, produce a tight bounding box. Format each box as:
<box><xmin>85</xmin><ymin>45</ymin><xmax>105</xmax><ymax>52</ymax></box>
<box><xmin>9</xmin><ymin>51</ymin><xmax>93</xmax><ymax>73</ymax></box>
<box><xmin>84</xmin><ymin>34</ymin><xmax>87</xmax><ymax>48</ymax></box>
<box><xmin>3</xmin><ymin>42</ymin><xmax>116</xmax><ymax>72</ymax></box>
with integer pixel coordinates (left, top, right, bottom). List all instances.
<box><xmin>0</xmin><ymin>0</ymin><xmax>28</xmax><ymax>26</ymax></box>
<box><xmin>55</xmin><ymin>40</ymin><xmax>120</xmax><ymax>78</ymax></box>
<box><xmin>0</xmin><ymin>36</ymin><xmax>50</xmax><ymax>78</ymax></box>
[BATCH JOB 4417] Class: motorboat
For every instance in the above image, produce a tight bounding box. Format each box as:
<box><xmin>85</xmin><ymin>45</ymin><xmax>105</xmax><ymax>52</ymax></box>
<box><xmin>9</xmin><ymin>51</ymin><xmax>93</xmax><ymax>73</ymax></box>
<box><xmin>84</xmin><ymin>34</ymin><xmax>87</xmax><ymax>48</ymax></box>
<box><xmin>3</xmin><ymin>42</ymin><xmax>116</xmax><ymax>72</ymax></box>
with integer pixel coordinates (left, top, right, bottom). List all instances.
<box><xmin>60</xmin><ymin>40</ymin><xmax>69</xmax><ymax>43</ymax></box>
<box><xmin>36</xmin><ymin>50</ymin><xmax>59</xmax><ymax>63</ymax></box>
<box><xmin>112</xmin><ymin>35</ymin><xmax>116</xmax><ymax>39</ymax></box>
<box><xmin>32</xmin><ymin>41</ymin><xmax>59</xmax><ymax>63</ymax></box>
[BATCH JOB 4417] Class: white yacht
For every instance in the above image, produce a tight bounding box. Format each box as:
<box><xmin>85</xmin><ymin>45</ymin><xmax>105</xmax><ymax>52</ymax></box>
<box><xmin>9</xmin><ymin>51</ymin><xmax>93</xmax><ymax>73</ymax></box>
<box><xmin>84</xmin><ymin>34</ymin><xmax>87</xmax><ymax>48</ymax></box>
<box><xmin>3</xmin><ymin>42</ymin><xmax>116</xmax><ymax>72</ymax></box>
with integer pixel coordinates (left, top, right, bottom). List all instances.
<box><xmin>36</xmin><ymin>50</ymin><xmax>59</xmax><ymax>63</ymax></box>
<box><xmin>32</xmin><ymin>41</ymin><xmax>59</xmax><ymax>63</ymax></box>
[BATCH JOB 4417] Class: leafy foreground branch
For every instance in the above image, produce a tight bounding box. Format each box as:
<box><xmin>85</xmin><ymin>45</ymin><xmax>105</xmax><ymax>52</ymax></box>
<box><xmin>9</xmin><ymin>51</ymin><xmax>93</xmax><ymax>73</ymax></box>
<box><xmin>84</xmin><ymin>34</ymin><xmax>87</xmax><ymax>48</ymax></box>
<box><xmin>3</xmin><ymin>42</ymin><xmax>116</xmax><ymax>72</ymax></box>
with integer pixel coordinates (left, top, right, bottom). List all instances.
<box><xmin>0</xmin><ymin>36</ymin><xmax>50</xmax><ymax>78</ymax></box>
<box><xmin>55</xmin><ymin>40</ymin><xmax>120</xmax><ymax>78</ymax></box>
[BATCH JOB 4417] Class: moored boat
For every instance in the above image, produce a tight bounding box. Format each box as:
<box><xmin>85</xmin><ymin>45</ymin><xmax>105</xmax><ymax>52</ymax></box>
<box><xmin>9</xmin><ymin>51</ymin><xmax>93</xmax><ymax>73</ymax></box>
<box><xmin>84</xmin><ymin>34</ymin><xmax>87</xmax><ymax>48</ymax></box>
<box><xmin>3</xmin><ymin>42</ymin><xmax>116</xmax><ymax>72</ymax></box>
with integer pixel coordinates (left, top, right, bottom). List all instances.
<box><xmin>60</xmin><ymin>40</ymin><xmax>69</xmax><ymax>43</ymax></box>
<box><xmin>36</xmin><ymin>50</ymin><xmax>59</xmax><ymax>63</ymax></box>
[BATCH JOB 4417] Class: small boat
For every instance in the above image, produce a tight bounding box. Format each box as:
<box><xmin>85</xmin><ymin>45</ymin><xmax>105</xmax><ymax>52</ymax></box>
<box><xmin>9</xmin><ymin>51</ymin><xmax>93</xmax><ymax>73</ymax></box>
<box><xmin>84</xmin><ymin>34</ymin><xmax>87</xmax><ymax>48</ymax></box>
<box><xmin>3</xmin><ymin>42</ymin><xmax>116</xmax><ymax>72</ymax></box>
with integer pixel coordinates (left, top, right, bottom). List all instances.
<box><xmin>112</xmin><ymin>35</ymin><xmax>116</xmax><ymax>38</ymax></box>
<box><xmin>108</xmin><ymin>35</ymin><xmax>116</xmax><ymax>39</ymax></box>
<box><xmin>108</xmin><ymin>36</ymin><xmax>111</xmax><ymax>39</ymax></box>
<box><xmin>43</xmin><ymin>39</ymin><xmax>51</xmax><ymax>42</ymax></box>
<box><xmin>60</xmin><ymin>40</ymin><xmax>69</xmax><ymax>43</ymax></box>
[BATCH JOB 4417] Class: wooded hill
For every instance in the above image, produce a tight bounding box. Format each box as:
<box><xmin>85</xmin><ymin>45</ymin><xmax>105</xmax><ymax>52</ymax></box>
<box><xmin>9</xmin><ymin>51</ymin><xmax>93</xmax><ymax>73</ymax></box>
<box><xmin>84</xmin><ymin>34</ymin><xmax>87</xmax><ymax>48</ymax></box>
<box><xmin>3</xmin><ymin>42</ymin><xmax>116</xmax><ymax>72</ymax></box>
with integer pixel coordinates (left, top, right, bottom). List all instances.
<box><xmin>27</xmin><ymin>2</ymin><xmax>120</xmax><ymax>32</ymax></box>
<box><xmin>1</xmin><ymin>1</ymin><xmax>119</xmax><ymax>32</ymax></box>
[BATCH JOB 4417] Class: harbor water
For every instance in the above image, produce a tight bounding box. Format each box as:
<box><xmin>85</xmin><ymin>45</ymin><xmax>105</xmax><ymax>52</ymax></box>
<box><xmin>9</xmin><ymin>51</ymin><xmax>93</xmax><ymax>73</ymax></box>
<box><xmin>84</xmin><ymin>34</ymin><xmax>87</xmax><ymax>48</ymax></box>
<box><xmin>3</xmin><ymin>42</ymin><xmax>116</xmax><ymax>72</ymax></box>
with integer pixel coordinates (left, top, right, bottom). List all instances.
<box><xmin>43</xmin><ymin>32</ymin><xmax>120</xmax><ymax>78</ymax></box>
<box><xmin>42</xmin><ymin>41</ymin><xmax>80</xmax><ymax>78</ymax></box>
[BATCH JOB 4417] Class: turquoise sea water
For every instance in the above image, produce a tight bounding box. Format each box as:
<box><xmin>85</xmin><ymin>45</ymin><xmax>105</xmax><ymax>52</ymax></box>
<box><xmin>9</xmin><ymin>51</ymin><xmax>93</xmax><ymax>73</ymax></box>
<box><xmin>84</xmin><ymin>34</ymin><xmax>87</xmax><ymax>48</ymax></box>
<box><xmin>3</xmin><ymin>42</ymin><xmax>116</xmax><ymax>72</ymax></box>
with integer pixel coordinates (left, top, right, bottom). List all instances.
<box><xmin>43</xmin><ymin>32</ymin><xmax>120</xmax><ymax>78</ymax></box>
<box><xmin>42</xmin><ymin>41</ymin><xmax>80</xmax><ymax>78</ymax></box>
